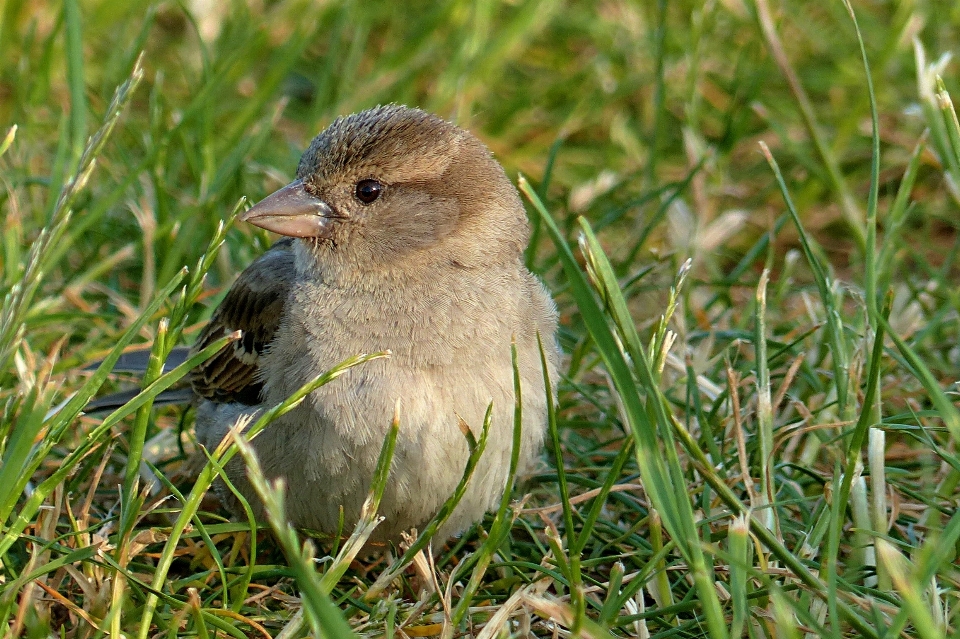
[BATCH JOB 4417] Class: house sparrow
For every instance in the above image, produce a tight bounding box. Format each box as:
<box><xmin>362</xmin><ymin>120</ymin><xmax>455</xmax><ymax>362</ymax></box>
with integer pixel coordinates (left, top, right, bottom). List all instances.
<box><xmin>189</xmin><ymin>105</ymin><xmax>559</xmax><ymax>543</ymax></box>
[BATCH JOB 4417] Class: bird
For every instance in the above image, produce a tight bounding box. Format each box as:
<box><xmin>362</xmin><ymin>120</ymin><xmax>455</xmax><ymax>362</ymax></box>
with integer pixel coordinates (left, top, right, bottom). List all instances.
<box><xmin>179</xmin><ymin>104</ymin><xmax>559</xmax><ymax>544</ymax></box>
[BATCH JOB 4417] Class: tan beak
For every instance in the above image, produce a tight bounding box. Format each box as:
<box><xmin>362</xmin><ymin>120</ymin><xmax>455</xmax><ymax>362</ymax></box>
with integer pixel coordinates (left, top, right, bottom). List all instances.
<box><xmin>240</xmin><ymin>179</ymin><xmax>341</xmax><ymax>238</ymax></box>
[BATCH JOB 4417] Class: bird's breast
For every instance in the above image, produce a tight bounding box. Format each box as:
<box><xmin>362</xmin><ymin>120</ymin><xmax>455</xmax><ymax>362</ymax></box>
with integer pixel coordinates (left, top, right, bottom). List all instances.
<box><xmin>260</xmin><ymin>271</ymin><xmax>523</xmax><ymax>416</ymax></box>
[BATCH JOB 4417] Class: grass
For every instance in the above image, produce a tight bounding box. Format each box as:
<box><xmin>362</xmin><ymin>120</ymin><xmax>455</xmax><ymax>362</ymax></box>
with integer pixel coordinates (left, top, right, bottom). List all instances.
<box><xmin>1</xmin><ymin>0</ymin><xmax>959</xmax><ymax>637</ymax></box>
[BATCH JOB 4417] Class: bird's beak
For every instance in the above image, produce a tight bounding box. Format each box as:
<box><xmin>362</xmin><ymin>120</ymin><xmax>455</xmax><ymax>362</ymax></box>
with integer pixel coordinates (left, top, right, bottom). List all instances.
<box><xmin>240</xmin><ymin>179</ymin><xmax>340</xmax><ymax>239</ymax></box>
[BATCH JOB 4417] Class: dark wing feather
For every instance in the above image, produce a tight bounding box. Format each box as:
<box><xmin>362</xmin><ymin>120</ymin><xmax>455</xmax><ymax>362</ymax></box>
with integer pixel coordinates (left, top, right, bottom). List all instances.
<box><xmin>191</xmin><ymin>239</ymin><xmax>296</xmax><ymax>404</ymax></box>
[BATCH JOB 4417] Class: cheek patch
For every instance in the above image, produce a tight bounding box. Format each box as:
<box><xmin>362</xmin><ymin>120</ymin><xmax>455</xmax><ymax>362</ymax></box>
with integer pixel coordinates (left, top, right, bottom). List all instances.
<box><xmin>373</xmin><ymin>191</ymin><xmax>459</xmax><ymax>252</ymax></box>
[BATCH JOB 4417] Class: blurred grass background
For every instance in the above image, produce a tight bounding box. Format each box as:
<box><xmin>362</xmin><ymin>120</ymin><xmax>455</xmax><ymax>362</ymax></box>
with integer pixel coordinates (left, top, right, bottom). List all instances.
<box><xmin>1</xmin><ymin>0</ymin><xmax>960</xmax><ymax>637</ymax></box>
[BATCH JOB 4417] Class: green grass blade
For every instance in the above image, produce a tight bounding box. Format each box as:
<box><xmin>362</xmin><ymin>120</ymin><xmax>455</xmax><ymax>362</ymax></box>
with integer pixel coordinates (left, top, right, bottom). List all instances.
<box><xmin>235</xmin><ymin>435</ymin><xmax>358</xmax><ymax>638</ymax></box>
<box><xmin>136</xmin><ymin>350</ymin><xmax>386</xmax><ymax>638</ymax></box>
<box><xmin>522</xmin><ymin>177</ymin><xmax>729</xmax><ymax>639</ymax></box>
<box><xmin>759</xmin><ymin>142</ymin><xmax>852</xmax><ymax>419</ymax></box>
<box><xmin>63</xmin><ymin>0</ymin><xmax>87</xmax><ymax>164</ymax></box>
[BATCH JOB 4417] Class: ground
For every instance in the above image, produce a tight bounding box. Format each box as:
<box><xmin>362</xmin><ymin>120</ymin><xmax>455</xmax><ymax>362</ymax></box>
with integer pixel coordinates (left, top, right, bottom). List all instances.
<box><xmin>1</xmin><ymin>1</ymin><xmax>959</xmax><ymax>637</ymax></box>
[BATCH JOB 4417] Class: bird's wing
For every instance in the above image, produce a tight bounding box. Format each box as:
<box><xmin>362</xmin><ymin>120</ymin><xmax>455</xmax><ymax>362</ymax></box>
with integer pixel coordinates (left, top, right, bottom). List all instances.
<box><xmin>191</xmin><ymin>238</ymin><xmax>296</xmax><ymax>404</ymax></box>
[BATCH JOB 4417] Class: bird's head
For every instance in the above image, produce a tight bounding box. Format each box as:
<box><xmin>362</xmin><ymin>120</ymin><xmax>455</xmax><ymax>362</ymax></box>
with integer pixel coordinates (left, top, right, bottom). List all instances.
<box><xmin>241</xmin><ymin>105</ymin><xmax>529</xmax><ymax>275</ymax></box>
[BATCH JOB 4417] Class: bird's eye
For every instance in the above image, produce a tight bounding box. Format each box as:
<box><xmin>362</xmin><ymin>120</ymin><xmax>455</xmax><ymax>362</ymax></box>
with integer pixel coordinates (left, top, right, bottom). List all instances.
<box><xmin>355</xmin><ymin>179</ymin><xmax>383</xmax><ymax>204</ymax></box>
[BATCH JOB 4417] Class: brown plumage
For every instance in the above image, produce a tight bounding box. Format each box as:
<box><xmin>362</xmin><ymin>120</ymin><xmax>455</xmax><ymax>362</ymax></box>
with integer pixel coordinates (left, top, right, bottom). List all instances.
<box><xmin>190</xmin><ymin>105</ymin><xmax>559</xmax><ymax>543</ymax></box>
<box><xmin>191</xmin><ymin>238</ymin><xmax>295</xmax><ymax>404</ymax></box>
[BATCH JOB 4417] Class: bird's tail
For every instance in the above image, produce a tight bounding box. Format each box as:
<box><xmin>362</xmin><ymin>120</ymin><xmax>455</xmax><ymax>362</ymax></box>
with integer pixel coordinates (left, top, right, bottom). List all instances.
<box><xmin>83</xmin><ymin>346</ymin><xmax>197</xmax><ymax>414</ymax></box>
